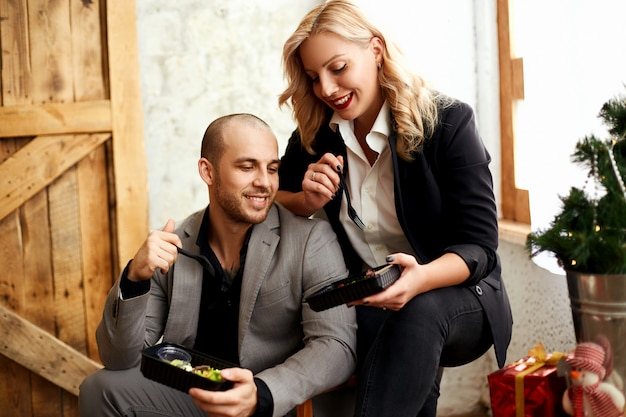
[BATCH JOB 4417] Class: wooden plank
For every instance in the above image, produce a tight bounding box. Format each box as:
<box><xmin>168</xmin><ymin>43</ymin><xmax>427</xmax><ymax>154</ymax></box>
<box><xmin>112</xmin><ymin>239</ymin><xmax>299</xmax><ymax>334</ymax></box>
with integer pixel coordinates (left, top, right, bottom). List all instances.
<box><xmin>104</xmin><ymin>140</ymin><xmax>122</xmax><ymax>273</ymax></box>
<box><xmin>23</xmin><ymin>192</ymin><xmax>61</xmax><ymax>417</ymax></box>
<box><xmin>107</xmin><ymin>0</ymin><xmax>150</xmax><ymax>272</ymax></box>
<box><xmin>77</xmin><ymin>146</ymin><xmax>112</xmax><ymax>361</ymax></box>
<box><xmin>22</xmin><ymin>193</ymin><xmax>54</xmax><ymax>327</ymax></box>
<box><xmin>497</xmin><ymin>0</ymin><xmax>516</xmax><ymax>221</ymax></box>
<box><xmin>0</xmin><ymin>133</ymin><xmax>110</xmax><ymax>222</ymax></box>
<box><xmin>511</xmin><ymin>57</ymin><xmax>525</xmax><ymax>100</ymax></box>
<box><xmin>0</xmin><ymin>303</ymin><xmax>103</xmax><ymax>396</ymax></box>
<box><xmin>296</xmin><ymin>400</ymin><xmax>314</xmax><ymax>417</ymax></box>
<box><xmin>0</xmin><ymin>137</ymin><xmax>32</xmax><ymax>417</ymax></box>
<box><xmin>0</xmin><ymin>148</ymin><xmax>26</xmax><ymax>314</ymax></box>
<box><xmin>0</xmin><ymin>0</ymin><xmax>32</xmax><ymax>105</ymax></box>
<box><xmin>515</xmin><ymin>188</ymin><xmax>531</xmax><ymax>224</ymax></box>
<box><xmin>28</xmin><ymin>0</ymin><xmax>73</xmax><ymax>103</ymax></box>
<box><xmin>0</xmin><ymin>357</ymin><xmax>33</xmax><ymax>417</ymax></box>
<box><xmin>0</xmin><ymin>216</ymin><xmax>33</xmax><ymax>417</ymax></box>
<box><xmin>31</xmin><ymin>372</ymin><xmax>64</xmax><ymax>417</ymax></box>
<box><xmin>0</xmin><ymin>101</ymin><xmax>112</xmax><ymax>138</ymax></box>
<box><xmin>49</xmin><ymin>167</ymin><xmax>86</xmax><ymax>417</ymax></box>
<box><xmin>71</xmin><ymin>0</ymin><xmax>109</xmax><ymax>366</ymax></box>
<box><xmin>71</xmin><ymin>0</ymin><xmax>106</xmax><ymax>102</ymax></box>
<box><xmin>49</xmin><ymin>167</ymin><xmax>87</xmax><ymax>353</ymax></box>
<box><xmin>62</xmin><ymin>396</ymin><xmax>79</xmax><ymax>417</ymax></box>
<box><xmin>497</xmin><ymin>0</ymin><xmax>530</xmax><ymax>224</ymax></box>
<box><xmin>49</xmin><ymin>167</ymin><xmax>87</xmax><ymax>417</ymax></box>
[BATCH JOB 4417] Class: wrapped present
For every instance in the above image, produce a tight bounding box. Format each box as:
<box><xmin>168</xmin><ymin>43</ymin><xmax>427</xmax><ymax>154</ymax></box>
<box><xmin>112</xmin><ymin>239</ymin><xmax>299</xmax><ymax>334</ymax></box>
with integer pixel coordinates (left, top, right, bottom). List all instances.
<box><xmin>488</xmin><ymin>342</ymin><xmax>569</xmax><ymax>417</ymax></box>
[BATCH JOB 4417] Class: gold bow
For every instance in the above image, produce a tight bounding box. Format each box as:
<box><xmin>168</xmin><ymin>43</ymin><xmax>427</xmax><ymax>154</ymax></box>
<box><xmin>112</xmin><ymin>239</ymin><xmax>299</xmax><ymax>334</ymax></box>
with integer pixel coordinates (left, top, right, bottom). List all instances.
<box><xmin>514</xmin><ymin>342</ymin><xmax>567</xmax><ymax>417</ymax></box>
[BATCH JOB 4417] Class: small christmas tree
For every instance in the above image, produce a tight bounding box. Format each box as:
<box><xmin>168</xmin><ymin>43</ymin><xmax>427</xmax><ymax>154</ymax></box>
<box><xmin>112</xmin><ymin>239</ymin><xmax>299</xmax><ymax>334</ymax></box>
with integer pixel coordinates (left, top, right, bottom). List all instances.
<box><xmin>526</xmin><ymin>91</ymin><xmax>626</xmax><ymax>274</ymax></box>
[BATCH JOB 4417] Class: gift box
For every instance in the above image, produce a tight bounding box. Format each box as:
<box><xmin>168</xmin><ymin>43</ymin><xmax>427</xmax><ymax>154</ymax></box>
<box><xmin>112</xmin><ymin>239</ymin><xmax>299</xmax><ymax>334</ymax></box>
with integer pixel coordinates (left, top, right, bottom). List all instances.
<box><xmin>488</xmin><ymin>342</ymin><xmax>569</xmax><ymax>417</ymax></box>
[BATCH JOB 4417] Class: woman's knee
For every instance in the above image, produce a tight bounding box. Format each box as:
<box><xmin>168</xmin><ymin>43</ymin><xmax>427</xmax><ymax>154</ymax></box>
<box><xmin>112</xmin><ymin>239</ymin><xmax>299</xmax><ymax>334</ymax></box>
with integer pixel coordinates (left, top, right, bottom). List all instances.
<box><xmin>392</xmin><ymin>290</ymin><xmax>453</xmax><ymax>329</ymax></box>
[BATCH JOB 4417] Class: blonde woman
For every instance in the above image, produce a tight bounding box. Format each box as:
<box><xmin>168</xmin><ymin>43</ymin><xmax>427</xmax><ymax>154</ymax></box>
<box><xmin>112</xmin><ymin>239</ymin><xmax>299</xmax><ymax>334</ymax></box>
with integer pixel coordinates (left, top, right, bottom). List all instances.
<box><xmin>276</xmin><ymin>1</ymin><xmax>513</xmax><ymax>416</ymax></box>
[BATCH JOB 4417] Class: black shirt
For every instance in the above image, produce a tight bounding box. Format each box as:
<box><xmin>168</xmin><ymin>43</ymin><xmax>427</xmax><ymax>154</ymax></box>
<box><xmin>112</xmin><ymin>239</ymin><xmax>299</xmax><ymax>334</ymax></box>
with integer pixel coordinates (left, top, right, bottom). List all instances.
<box><xmin>192</xmin><ymin>208</ymin><xmax>247</xmax><ymax>364</ymax></box>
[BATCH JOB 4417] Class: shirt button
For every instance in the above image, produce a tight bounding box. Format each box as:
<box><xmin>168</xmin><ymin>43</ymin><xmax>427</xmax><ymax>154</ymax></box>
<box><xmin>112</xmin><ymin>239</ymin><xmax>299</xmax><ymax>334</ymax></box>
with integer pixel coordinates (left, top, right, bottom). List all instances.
<box><xmin>475</xmin><ymin>285</ymin><xmax>483</xmax><ymax>295</ymax></box>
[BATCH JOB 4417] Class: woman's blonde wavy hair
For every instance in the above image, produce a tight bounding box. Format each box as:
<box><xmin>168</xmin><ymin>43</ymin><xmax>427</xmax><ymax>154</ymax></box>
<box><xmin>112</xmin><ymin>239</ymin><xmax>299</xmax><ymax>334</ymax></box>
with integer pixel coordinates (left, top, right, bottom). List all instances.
<box><xmin>278</xmin><ymin>0</ymin><xmax>445</xmax><ymax>160</ymax></box>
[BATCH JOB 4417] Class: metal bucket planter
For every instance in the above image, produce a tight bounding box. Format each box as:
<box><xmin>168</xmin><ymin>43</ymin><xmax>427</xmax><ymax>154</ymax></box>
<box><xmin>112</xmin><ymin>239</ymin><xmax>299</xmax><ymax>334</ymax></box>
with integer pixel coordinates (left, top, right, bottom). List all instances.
<box><xmin>566</xmin><ymin>271</ymin><xmax>626</xmax><ymax>391</ymax></box>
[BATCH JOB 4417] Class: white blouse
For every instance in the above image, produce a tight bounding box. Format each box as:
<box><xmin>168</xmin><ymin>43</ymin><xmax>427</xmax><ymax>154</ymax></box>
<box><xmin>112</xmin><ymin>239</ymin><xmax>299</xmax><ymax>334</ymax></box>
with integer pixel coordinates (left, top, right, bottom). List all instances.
<box><xmin>329</xmin><ymin>102</ymin><xmax>417</xmax><ymax>269</ymax></box>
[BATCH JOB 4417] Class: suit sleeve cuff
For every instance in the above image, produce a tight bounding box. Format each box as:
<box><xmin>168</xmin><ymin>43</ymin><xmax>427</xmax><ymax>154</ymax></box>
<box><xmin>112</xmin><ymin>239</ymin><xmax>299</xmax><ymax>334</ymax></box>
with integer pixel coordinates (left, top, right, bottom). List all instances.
<box><xmin>253</xmin><ymin>377</ymin><xmax>274</xmax><ymax>417</ymax></box>
<box><xmin>119</xmin><ymin>260</ymin><xmax>151</xmax><ymax>299</ymax></box>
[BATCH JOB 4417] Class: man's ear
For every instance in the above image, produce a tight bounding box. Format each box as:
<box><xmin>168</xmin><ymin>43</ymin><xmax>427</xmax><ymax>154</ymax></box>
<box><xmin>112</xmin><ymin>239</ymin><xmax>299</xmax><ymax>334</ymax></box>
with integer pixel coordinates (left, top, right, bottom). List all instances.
<box><xmin>198</xmin><ymin>157</ymin><xmax>215</xmax><ymax>185</ymax></box>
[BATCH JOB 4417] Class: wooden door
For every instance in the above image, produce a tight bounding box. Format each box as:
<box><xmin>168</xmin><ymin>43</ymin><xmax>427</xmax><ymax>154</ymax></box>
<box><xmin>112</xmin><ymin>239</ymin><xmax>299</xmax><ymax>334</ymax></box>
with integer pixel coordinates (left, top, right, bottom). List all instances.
<box><xmin>0</xmin><ymin>0</ymin><xmax>148</xmax><ymax>415</ymax></box>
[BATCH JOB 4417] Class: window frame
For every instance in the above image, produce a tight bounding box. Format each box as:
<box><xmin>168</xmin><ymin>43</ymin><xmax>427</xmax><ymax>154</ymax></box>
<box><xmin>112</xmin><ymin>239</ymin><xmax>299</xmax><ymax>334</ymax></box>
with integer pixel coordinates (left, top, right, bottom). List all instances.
<box><xmin>497</xmin><ymin>0</ymin><xmax>530</xmax><ymax>225</ymax></box>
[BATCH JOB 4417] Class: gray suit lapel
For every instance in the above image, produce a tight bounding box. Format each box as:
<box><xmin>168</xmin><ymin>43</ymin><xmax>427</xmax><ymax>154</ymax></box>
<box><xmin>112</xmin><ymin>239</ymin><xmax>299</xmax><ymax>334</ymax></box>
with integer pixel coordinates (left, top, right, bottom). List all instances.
<box><xmin>163</xmin><ymin>210</ymin><xmax>205</xmax><ymax>346</ymax></box>
<box><xmin>238</xmin><ymin>205</ymin><xmax>280</xmax><ymax>349</ymax></box>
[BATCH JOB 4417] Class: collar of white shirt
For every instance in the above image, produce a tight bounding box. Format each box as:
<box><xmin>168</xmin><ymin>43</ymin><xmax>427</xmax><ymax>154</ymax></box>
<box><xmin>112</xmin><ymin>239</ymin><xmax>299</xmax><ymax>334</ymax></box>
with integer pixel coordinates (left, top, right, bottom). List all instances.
<box><xmin>329</xmin><ymin>101</ymin><xmax>391</xmax><ymax>156</ymax></box>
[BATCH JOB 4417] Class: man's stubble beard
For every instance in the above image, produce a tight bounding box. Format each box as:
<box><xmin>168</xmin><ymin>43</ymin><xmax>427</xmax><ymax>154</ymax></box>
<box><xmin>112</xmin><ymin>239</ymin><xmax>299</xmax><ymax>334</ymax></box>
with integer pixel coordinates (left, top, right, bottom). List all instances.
<box><xmin>213</xmin><ymin>180</ymin><xmax>274</xmax><ymax>225</ymax></box>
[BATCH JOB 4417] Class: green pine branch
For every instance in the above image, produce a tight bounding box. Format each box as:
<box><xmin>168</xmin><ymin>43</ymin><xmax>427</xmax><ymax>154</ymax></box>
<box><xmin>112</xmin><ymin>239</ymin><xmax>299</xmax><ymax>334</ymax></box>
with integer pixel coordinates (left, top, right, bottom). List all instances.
<box><xmin>526</xmin><ymin>91</ymin><xmax>626</xmax><ymax>274</ymax></box>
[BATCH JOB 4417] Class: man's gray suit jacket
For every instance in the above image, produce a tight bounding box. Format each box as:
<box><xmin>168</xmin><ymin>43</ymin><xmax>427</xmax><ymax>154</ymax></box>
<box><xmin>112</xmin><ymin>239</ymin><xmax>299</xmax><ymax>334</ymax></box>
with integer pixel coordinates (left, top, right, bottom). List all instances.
<box><xmin>96</xmin><ymin>203</ymin><xmax>357</xmax><ymax>417</ymax></box>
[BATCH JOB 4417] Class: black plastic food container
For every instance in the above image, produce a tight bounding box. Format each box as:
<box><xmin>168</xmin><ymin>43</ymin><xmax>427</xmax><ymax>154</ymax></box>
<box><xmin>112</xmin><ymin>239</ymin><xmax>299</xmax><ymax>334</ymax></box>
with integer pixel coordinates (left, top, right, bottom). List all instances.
<box><xmin>306</xmin><ymin>264</ymin><xmax>401</xmax><ymax>312</ymax></box>
<box><xmin>141</xmin><ymin>342</ymin><xmax>235</xmax><ymax>392</ymax></box>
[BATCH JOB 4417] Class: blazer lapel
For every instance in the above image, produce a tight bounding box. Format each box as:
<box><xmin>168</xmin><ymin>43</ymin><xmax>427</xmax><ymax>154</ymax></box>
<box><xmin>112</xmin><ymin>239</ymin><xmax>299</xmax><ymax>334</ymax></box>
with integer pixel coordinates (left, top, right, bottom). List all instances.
<box><xmin>238</xmin><ymin>205</ymin><xmax>280</xmax><ymax>349</ymax></box>
<box><xmin>163</xmin><ymin>210</ymin><xmax>205</xmax><ymax>346</ymax></box>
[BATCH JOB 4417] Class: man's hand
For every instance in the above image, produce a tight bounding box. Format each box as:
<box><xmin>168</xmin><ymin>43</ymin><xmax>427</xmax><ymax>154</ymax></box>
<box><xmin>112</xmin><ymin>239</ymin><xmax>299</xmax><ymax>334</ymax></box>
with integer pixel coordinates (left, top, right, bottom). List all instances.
<box><xmin>189</xmin><ymin>368</ymin><xmax>258</xmax><ymax>417</ymax></box>
<box><xmin>127</xmin><ymin>219</ymin><xmax>182</xmax><ymax>281</ymax></box>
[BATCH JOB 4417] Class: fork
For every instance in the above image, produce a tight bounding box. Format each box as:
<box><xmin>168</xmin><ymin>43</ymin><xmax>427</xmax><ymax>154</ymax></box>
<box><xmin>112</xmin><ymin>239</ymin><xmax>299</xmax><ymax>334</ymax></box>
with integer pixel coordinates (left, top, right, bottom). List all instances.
<box><xmin>338</xmin><ymin>170</ymin><xmax>366</xmax><ymax>230</ymax></box>
<box><xmin>176</xmin><ymin>246</ymin><xmax>215</xmax><ymax>275</ymax></box>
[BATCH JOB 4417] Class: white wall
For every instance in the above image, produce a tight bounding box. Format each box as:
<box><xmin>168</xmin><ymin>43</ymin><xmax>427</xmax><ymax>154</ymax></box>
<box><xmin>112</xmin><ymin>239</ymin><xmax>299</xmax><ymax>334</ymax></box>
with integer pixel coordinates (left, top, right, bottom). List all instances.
<box><xmin>136</xmin><ymin>0</ymin><xmax>319</xmax><ymax>228</ymax></box>
<box><xmin>135</xmin><ymin>1</ymin><xmax>576</xmax><ymax>415</ymax></box>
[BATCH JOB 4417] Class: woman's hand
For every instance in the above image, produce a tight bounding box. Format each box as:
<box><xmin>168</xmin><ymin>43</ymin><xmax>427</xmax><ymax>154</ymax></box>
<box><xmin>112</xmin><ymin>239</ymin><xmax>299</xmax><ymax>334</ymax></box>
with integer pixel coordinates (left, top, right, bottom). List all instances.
<box><xmin>188</xmin><ymin>367</ymin><xmax>257</xmax><ymax>417</ymax></box>
<box><xmin>349</xmin><ymin>252</ymin><xmax>470</xmax><ymax>311</ymax></box>
<box><xmin>301</xmin><ymin>153</ymin><xmax>344</xmax><ymax>212</ymax></box>
<box><xmin>276</xmin><ymin>153</ymin><xmax>344</xmax><ymax>217</ymax></box>
<box><xmin>351</xmin><ymin>253</ymin><xmax>423</xmax><ymax>311</ymax></box>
